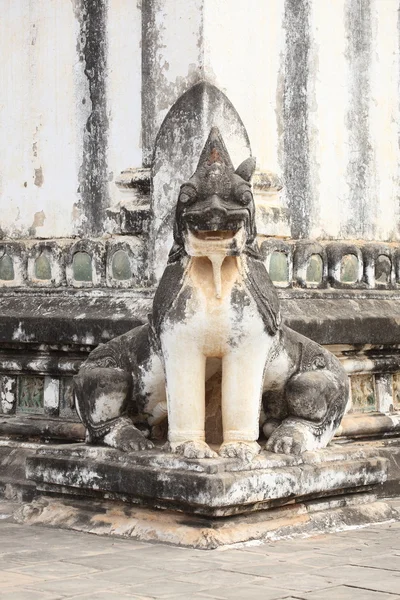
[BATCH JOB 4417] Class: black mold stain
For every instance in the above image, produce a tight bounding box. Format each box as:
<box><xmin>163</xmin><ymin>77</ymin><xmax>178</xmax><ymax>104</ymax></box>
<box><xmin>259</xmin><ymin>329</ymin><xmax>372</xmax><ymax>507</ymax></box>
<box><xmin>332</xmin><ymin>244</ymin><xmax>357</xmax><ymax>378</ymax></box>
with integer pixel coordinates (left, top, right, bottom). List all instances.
<box><xmin>228</xmin><ymin>285</ymin><xmax>251</xmax><ymax>348</ymax></box>
<box><xmin>166</xmin><ymin>286</ymin><xmax>193</xmax><ymax>326</ymax></box>
<box><xmin>73</xmin><ymin>0</ymin><xmax>109</xmax><ymax>236</ymax></box>
<box><xmin>283</xmin><ymin>0</ymin><xmax>311</xmax><ymax>239</ymax></box>
<box><xmin>342</xmin><ymin>0</ymin><xmax>374</xmax><ymax>239</ymax></box>
<box><xmin>141</xmin><ymin>0</ymin><xmax>158</xmax><ymax>167</ymax></box>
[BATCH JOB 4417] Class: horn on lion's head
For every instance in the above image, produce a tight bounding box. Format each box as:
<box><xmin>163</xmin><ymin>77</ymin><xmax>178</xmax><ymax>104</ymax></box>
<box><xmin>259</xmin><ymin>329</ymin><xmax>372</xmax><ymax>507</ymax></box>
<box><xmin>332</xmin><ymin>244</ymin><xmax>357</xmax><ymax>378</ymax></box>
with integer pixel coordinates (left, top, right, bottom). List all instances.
<box><xmin>172</xmin><ymin>127</ymin><xmax>257</xmax><ymax>248</ymax></box>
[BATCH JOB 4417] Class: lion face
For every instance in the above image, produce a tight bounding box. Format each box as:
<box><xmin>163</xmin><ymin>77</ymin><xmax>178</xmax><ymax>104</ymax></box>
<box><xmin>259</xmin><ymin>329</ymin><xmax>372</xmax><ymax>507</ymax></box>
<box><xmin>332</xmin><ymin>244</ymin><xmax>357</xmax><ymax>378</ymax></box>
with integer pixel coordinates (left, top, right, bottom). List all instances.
<box><xmin>173</xmin><ymin>129</ymin><xmax>257</xmax><ymax>259</ymax></box>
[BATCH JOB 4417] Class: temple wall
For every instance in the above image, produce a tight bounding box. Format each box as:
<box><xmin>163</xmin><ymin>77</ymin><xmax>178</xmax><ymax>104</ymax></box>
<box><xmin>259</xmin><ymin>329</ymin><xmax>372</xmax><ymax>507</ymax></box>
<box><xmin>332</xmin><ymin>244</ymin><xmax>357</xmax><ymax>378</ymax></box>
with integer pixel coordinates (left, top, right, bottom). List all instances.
<box><xmin>1</xmin><ymin>0</ymin><xmax>400</xmax><ymax>442</ymax></box>
<box><xmin>1</xmin><ymin>0</ymin><xmax>399</xmax><ymax>244</ymax></box>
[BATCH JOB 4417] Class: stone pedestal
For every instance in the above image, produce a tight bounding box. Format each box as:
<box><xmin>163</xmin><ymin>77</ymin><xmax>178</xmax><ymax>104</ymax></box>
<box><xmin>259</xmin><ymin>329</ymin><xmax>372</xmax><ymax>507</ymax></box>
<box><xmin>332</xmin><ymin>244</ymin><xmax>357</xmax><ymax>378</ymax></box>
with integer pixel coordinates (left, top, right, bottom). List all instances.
<box><xmin>26</xmin><ymin>443</ymin><xmax>388</xmax><ymax>517</ymax></box>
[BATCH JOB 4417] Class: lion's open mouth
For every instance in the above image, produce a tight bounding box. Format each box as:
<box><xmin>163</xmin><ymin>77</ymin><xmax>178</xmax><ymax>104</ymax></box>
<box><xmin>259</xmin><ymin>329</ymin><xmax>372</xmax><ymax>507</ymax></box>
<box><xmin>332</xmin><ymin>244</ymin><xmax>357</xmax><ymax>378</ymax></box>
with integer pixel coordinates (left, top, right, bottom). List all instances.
<box><xmin>190</xmin><ymin>230</ymin><xmax>236</xmax><ymax>241</ymax></box>
<box><xmin>185</xmin><ymin>227</ymin><xmax>245</xmax><ymax>254</ymax></box>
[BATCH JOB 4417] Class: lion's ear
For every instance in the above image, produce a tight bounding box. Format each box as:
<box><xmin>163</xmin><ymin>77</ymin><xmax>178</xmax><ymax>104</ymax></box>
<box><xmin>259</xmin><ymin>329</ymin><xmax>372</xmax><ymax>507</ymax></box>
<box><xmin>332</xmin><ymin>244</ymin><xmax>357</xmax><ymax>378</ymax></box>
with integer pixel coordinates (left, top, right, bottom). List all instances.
<box><xmin>235</xmin><ymin>157</ymin><xmax>256</xmax><ymax>182</ymax></box>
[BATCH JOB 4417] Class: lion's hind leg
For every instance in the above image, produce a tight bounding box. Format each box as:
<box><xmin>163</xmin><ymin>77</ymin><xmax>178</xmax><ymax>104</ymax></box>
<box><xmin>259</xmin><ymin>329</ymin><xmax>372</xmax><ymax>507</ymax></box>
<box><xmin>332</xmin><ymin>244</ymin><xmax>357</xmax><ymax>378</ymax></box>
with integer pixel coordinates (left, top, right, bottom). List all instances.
<box><xmin>74</xmin><ymin>366</ymin><xmax>154</xmax><ymax>452</ymax></box>
<box><xmin>265</xmin><ymin>368</ymin><xmax>348</xmax><ymax>455</ymax></box>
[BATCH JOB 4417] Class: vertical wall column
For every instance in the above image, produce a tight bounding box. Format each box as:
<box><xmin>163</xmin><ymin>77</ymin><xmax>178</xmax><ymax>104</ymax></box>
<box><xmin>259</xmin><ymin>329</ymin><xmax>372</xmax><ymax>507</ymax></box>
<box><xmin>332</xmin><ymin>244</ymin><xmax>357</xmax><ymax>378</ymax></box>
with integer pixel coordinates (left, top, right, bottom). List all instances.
<box><xmin>369</xmin><ymin>0</ymin><xmax>400</xmax><ymax>241</ymax></box>
<box><xmin>308</xmin><ymin>0</ymin><xmax>347</xmax><ymax>240</ymax></box>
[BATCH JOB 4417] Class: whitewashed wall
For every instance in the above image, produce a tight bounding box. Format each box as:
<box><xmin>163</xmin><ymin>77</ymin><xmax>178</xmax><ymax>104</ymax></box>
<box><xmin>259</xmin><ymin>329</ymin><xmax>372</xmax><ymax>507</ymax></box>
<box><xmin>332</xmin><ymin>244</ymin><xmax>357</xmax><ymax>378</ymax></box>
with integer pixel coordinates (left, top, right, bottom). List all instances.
<box><xmin>0</xmin><ymin>0</ymin><xmax>399</xmax><ymax>242</ymax></box>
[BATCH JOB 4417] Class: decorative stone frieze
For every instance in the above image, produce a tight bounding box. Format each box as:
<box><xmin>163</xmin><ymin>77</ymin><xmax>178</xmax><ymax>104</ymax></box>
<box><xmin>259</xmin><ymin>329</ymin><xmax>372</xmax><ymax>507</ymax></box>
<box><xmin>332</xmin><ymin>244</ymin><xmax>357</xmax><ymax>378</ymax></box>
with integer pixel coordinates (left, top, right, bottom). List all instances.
<box><xmin>0</xmin><ymin>238</ymin><xmax>399</xmax><ymax>290</ymax></box>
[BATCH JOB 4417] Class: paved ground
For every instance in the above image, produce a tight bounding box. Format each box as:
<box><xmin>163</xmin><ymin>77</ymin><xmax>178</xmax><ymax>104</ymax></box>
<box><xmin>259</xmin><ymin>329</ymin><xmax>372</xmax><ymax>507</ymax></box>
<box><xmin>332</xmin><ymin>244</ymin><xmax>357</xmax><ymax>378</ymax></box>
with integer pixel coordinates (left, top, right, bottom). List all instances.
<box><xmin>0</xmin><ymin>504</ymin><xmax>400</xmax><ymax>600</ymax></box>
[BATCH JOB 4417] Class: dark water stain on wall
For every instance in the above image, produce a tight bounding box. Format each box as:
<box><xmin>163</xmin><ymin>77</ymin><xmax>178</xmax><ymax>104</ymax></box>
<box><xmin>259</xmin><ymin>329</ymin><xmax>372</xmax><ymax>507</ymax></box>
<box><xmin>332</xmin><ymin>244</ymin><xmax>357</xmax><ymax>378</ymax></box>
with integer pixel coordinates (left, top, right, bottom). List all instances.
<box><xmin>73</xmin><ymin>0</ymin><xmax>109</xmax><ymax>236</ymax></box>
<box><xmin>342</xmin><ymin>0</ymin><xmax>374</xmax><ymax>239</ymax></box>
<box><xmin>142</xmin><ymin>0</ymin><xmax>160</xmax><ymax>167</ymax></box>
<box><xmin>283</xmin><ymin>0</ymin><xmax>312</xmax><ymax>239</ymax></box>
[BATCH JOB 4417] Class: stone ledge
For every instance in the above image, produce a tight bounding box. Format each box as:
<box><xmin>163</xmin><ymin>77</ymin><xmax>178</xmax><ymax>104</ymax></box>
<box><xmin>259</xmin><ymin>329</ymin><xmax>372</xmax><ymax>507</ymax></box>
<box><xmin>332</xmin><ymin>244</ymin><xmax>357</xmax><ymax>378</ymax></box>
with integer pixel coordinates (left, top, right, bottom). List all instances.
<box><xmin>1</xmin><ymin>290</ymin><xmax>400</xmax><ymax>347</ymax></box>
<box><xmin>0</xmin><ymin>417</ymin><xmax>84</xmax><ymax>442</ymax></box>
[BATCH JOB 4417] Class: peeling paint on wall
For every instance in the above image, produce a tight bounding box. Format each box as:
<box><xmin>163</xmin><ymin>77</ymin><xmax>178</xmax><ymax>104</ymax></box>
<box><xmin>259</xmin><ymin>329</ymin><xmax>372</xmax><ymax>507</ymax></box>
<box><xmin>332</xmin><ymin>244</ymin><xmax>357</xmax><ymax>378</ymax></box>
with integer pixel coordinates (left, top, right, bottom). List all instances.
<box><xmin>34</xmin><ymin>167</ymin><xmax>43</xmax><ymax>187</ymax></box>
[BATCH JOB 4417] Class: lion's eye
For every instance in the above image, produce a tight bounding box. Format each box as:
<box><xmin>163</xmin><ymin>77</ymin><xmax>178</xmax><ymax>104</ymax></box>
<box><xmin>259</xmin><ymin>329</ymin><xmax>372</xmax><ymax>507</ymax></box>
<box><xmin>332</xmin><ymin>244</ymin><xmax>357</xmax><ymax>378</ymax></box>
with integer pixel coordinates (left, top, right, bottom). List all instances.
<box><xmin>239</xmin><ymin>190</ymin><xmax>252</xmax><ymax>205</ymax></box>
<box><xmin>179</xmin><ymin>193</ymin><xmax>190</xmax><ymax>204</ymax></box>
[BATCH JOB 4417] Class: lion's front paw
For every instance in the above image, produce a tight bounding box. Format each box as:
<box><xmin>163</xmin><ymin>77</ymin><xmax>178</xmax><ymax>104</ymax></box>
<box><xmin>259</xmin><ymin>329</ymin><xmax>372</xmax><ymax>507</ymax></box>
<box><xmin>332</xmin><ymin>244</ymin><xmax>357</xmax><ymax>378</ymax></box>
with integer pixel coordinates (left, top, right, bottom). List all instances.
<box><xmin>103</xmin><ymin>422</ymin><xmax>154</xmax><ymax>452</ymax></box>
<box><xmin>265</xmin><ymin>422</ymin><xmax>311</xmax><ymax>456</ymax></box>
<box><xmin>219</xmin><ymin>441</ymin><xmax>261</xmax><ymax>462</ymax></box>
<box><xmin>165</xmin><ymin>440</ymin><xmax>218</xmax><ymax>459</ymax></box>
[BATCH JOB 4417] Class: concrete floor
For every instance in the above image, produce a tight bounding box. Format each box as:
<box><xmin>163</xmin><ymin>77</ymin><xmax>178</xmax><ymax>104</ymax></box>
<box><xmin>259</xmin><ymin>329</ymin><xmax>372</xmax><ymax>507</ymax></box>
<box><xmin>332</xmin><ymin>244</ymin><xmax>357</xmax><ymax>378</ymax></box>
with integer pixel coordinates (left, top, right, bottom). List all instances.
<box><xmin>0</xmin><ymin>501</ymin><xmax>400</xmax><ymax>600</ymax></box>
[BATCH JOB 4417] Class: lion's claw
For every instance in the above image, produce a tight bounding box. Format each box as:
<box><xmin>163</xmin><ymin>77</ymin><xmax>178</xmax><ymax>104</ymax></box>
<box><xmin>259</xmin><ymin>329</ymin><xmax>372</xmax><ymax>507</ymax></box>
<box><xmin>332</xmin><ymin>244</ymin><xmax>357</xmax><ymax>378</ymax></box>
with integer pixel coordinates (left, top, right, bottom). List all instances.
<box><xmin>165</xmin><ymin>440</ymin><xmax>217</xmax><ymax>459</ymax></box>
<box><xmin>219</xmin><ymin>441</ymin><xmax>261</xmax><ymax>462</ymax></box>
<box><xmin>265</xmin><ymin>422</ymin><xmax>311</xmax><ymax>455</ymax></box>
<box><xmin>103</xmin><ymin>422</ymin><xmax>154</xmax><ymax>453</ymax></box>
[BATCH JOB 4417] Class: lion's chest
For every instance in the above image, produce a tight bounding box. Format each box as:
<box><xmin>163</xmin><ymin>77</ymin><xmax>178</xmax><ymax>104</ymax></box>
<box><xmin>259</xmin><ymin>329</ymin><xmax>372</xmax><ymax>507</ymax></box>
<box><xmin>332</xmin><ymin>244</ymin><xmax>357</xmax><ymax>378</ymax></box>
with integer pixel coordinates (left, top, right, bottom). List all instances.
<box><xmin>160</xmin><ymin>256</ymin><xmax>269</xmax><ymax>357</ymax></box>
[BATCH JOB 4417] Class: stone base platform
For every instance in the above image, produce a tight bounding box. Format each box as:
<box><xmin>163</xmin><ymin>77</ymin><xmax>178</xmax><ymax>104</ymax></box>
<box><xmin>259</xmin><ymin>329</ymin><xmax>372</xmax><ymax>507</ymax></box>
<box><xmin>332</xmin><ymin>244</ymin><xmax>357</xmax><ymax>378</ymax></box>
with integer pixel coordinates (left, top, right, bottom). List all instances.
<box><xmin>1</xmin><ymin>438</ymin><xmax>400</xmax><ymax>547</ymax></box>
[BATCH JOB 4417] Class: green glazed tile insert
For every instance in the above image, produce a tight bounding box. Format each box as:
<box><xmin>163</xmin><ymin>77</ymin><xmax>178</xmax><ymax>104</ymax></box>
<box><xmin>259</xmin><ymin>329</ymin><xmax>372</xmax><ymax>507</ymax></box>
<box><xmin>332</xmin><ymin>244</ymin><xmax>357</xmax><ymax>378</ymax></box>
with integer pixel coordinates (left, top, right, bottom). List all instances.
<box><xmin>375</xmin><ymin>254</ymin><xmax>391</xmax><ymax>284</ymax></box>
<box><xmin>73</xmin><ymin>251</ymin><xmax>92</xmax><ymax>282</ymax></box>
<box><xmin>35</xmin><ymin>253</ymin><xmax>52</xmax><ymax>280</ymax></box>
<box><xmin>268</xmin><ymin>252</ymin><xmax>289</xmax><ymax>284</ymax></box>
<box><xmin>306</xmin><ymin>254</ymin><xmax>323</xmax><ymax>284</ymax></box>
<box><xmin>0</xmin><ymin>254</ymin><xmax>14</xmax><ymax>280</ymax></box>
<box><xmin>340</xmin><ymin>254</ymin><xmax>358</xmax><ymax>283</ymax></box>
<box><xmin>112</xmin><ymin>250</ymin><xmax>132</xmax><ymax>280</ymax></box>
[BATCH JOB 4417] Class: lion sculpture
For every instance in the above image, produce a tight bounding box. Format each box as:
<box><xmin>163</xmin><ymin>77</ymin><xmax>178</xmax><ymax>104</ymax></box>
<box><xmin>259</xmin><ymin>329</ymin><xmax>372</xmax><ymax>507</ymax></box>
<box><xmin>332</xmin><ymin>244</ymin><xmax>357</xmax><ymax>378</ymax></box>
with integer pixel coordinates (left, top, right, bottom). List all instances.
<box><xmin>74</xmin><ymin>128</ymin><xmax>348</xmax><ymax>461</ymax></box>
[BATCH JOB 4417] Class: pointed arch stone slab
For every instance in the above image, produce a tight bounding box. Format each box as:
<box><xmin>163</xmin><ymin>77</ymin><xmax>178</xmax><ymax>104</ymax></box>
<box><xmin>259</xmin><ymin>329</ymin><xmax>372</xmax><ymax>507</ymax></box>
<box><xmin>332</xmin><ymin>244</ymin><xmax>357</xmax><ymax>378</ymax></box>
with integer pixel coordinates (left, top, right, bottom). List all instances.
<box><xmin>150</xmin><ymin>82</ymin><xmax>251</xmax><ymax>281</ymax></box>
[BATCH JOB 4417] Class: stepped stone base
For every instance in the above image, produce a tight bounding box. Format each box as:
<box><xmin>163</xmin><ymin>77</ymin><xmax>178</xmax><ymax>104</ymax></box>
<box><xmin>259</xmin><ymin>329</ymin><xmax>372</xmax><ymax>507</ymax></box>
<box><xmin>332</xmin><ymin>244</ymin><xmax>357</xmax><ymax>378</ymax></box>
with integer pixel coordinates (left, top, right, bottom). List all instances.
<box><xmin>1</xmin><ymin>438</ymin><xmax>400</xmax><ymax>547</ymax></box>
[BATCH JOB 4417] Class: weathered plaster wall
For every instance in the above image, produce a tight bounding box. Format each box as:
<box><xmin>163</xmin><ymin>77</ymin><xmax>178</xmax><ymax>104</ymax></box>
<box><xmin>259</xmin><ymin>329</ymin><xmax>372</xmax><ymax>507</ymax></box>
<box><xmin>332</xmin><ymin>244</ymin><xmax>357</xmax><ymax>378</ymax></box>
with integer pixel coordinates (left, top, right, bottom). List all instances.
<box><xmin>1</xmin><ymin>0</ymin><xmax>400</xmax><ymax>243</ymax></box>
<box><xmin>203</xmin><ymin>0</ymin><xmax>284</xmax><ymax>174</ymax></box>
<box><xmin>141</xmin><ymin>0</ymin><xmax>205</xmax><ymax>167</ymax></box>
<box><xmin>0</xmin><ymin>1</ymin><xmax>85</xmax><ymax>239</ymax></box>
<box><xmin>285</xmin><ymin>0</ymin><xmax>400</xmax><ymax>241</ymax></box>
<box><xmin>0</xmin><ymin>0</ymin><xmax>141</xmax><ymax>239</ymax></box>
